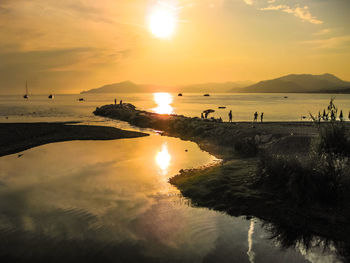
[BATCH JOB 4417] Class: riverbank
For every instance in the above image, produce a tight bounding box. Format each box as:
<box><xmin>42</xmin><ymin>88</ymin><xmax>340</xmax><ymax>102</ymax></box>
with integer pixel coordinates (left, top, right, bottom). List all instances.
<box><xmin>94</xmin><ymin>103</ymin><xmax>350</xmax><ymax>261</ymax></box>
<box><xmin>0</xmin><ymin>122</ymin><xmax>149</xmax><ymax>157</ymax></box>
<box><xmin>94</xmin><ymin>104</ymin><xmax>319</xmax><ymax>159</ymax></box>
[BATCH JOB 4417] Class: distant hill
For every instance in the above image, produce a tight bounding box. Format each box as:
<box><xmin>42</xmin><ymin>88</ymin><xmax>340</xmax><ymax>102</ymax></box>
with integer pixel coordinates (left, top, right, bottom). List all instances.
<box><xmin>81</xmin><ymin>81</ymin><xmax>143</xmax><ymax>94</ymax></box>
<box><xmin>81</xmin><ymin>80</ymin><xmax>253</xmax><ymax>94</ymax></box>
<box><xmin>229</xmin><ymin>74</ymin><xmax>350</xmax><ymax>93</ymax></box>
<box><xmin>178</xmin><ymin>81</ymin><xmax>253</xmax><ymax>93</ymax></box>
<box><xmin>81</xmin><ymin>74</ymin><xmax>350</xmax><ymax>94</ymax></box>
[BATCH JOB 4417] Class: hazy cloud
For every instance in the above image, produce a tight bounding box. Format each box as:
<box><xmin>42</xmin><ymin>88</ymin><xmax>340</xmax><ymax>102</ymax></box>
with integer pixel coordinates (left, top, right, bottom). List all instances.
<box><xmin>301</xmin><ymin>35</ymin><xmax>350</xmax><ymax>49</ymax></box>
<box><xmin>244</xmin><ymin>0</ymin><xmax>254</xmax><ymax>5</ymax></box>
<box><xmin>241</xmin><ymin>0</ymin><xmax>323</xmax><ymax>25</ymax></box>
<box><xmin>260</xmin><ymin>5</ymin><xmax>323</xmax><ymax>24</ymax></box>
<box><xmin>313</xmin><ymin>28</ymin><xmax>331</xmax><ymax>36</ymax></box>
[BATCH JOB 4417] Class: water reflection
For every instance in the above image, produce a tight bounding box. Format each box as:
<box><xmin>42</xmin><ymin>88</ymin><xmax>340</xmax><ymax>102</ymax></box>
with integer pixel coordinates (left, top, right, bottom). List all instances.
<box><xmin>155</xmin><ymin>143</ymin><xmax>171</xmax><ymax>175</ymax></box>
<box><xmin>247</xmin><ymin>219</ymin><xmax>255</xmax><ymax>263</ymax></box>
<box><xmin>0</xmin><ymin>135</ymin><xmax>341</xmax><ymax>262</ymax></box>
<box><xmin>153</xmin><ymin>93</ymin><xmax>174</xmax><ymax>114</ymax></box>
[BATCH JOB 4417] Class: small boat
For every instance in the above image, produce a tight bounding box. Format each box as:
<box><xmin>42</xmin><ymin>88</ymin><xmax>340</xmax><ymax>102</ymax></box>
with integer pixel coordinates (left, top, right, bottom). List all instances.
<box><xmin>284</xmin><ymin>96</ymin><xmax>288</xmax><ymax>99</ymax></box>
<box><xmin>23</xmin><ymin>81</ymin><xmax>29</xmax><ymax>99</ymax></box>
<box><xmin>203</xmin><ymin>94</ymin><xmax>210</xmax><ymax>97</ymax></box>
<box><xmin>48</xmin><ymin>94</ymin><xmax>54</xmax><ymax>99</ymax></box>
<box><xmin>178</xmin><ymin>93</ymin><xmax>183</xmax><ymax>96</ymax></box>
<box><xmin>78</xmin><ymin>98</ymin><xmax>85</xmax><ymax>101</ymax></box>
<box><xmin>218</xmin><ymin>106</ymin><xmax>226</xmax><ymax>109</ymax></box>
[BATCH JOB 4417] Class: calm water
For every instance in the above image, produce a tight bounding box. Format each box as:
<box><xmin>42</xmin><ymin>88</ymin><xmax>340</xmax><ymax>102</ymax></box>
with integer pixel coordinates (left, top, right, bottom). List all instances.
<box><xmin>0</xmin><ymin>93</ymin><xmax>346</xmax><ymax>262</ymax></box>
<box><xmin>0</xmin><ymin>93</ymin><xmax>350</xmax><ymax>123</ymax></box>
<box><xmin>0</xmin><ymin>134</ymin><xmax>339</xmax><ymax>262</ymax></box>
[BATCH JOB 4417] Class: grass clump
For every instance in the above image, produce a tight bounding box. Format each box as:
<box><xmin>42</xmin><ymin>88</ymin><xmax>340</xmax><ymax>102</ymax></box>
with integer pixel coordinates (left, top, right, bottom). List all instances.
<box><xmin>316</xmin><ymin>123</ymin><xmax>350</xmax><ymax>156</ymax></box>
<box><xmin>257</xmin><ymin>153</ymin><xmax>350</xmax><ymax>205</ymax></box>
<box><xmin>258</xmin><ymin>99</ymin><xmax>350</xmax><ymax>206</ymax></box>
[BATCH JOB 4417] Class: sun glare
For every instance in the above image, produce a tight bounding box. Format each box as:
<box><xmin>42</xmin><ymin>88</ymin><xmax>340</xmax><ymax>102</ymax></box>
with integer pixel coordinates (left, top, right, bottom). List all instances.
<box><xmin>153</xmin><ymin>92</ymin><xmax>174</xmax><ymax>114</ymax></box>
<box><xmin>148</xmin><ymin>3</ymin><xmax>177</xmax><ymax>39</ymax></box>
<box><xmin>156</xmin><ymin>143</ymin><xmax>171</xmax><ymax>175</ymax></box>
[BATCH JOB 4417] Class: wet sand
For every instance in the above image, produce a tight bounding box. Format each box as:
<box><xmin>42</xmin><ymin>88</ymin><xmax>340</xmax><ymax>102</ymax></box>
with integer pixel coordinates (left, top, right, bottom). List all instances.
<box><xmin>0</xmin><ymin>122</ymin><xmax>149</xmax><ymax>157</ymax></box>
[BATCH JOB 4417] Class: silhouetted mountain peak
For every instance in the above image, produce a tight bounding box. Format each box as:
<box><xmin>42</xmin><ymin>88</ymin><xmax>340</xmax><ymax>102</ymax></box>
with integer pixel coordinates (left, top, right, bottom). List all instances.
<box><xmin>229</xmin><ymin>73</ymin><xmax>350</xmax><ymax>93</ymax></box>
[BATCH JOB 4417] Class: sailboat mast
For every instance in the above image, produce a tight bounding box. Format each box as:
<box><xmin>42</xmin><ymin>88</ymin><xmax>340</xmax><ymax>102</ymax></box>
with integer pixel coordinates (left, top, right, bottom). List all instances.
<box><xmin>26</xmin><ymin>81</ymin><xmax>28</xmax><ymax>95</ymax></box>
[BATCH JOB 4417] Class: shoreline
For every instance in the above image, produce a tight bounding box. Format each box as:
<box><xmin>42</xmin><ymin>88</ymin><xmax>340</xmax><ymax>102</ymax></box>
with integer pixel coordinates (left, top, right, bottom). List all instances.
<box><xmin>94</xmin><ymin>103</ymin><xmax>350</xmax><ymax>261</ymax></box>
<box><xmin>0</xmin><ymin>122</ymin><xmax>149</xmax><ymax>157</ymax></box>
<box><xmin>94</xmin><ymin>104</ymin><xmax>321</xmax><ymax>159</ymax></box>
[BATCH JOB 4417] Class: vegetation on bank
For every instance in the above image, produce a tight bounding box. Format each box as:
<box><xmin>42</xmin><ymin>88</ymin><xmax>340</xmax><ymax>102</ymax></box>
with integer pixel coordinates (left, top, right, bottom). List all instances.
<box><xmin>94</xmin><ymin>101</ymin><xmax>350</xmax><ymax>261</ymax></box>
<box><xmin>258</xmin><ymin>99</ymin><xmax>350</xmax><ymax>206</ymax></box>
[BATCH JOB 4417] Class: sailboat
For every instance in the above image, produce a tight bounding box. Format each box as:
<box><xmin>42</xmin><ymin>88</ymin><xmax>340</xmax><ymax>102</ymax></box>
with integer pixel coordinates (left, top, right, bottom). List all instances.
<box><xmin>23</xmin><ymin>81</ymin><xmax>29</xmax><ymax>99</ymax></box>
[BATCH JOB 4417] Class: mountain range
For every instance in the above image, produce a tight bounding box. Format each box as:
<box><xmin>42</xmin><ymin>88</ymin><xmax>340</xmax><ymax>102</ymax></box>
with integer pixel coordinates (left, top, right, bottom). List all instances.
<box><xmin>80</xmin><ymin>80</ymin><xmax>251</xmax><ymax>94</ymax></box>
<box><xmin>229</xmin><ymin>73</ymin><xmax>350</xmax><ymax>93</ymax></box>
<box><xmin>81</xmin><ymin>74</ymin><xmax>350</xmax><ymax>94</ymax></box>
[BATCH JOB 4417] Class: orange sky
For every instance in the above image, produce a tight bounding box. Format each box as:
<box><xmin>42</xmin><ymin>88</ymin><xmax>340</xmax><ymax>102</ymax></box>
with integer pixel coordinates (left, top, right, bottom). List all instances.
<box><xmin>0</xmin><ymin>0</ymin><xmax>349</xmax><ymax>94</ymax></box>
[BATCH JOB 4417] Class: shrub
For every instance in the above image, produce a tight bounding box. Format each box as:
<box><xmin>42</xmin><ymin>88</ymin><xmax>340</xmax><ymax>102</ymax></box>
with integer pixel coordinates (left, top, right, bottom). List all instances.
<box><xmin>258</xmin><ymin>147</ymin><xmax>350</xmax><ymax>205</ymax></box>
<box><xmin>258</xmin><ymin>98</ymin><xmax>350</xmax><ymax>205</ymax></box>
<box><xmin>315</xmin><ymin>123</ymin><xmax>350</xmax><ymax>156</ymax></box>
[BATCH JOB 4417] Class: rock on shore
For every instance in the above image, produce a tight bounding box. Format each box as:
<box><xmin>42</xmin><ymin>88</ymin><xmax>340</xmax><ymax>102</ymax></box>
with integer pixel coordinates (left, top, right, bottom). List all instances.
<box><xmin>94</xmin><ymin>103</ymin><xmax>318</xmax><ymax>158</ymax></box>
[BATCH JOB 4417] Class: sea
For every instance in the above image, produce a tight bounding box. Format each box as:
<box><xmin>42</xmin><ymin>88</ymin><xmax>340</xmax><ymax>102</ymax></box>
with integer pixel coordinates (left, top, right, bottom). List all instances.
<box><xmin>0</xmin><ymin>93</ymin><xmax>349</xmax><ymax>123</ymax></box>
<box><xmin>0</xmin><ymin>92</ymin><xmax>347</xmax><ymax>262</ymax></box>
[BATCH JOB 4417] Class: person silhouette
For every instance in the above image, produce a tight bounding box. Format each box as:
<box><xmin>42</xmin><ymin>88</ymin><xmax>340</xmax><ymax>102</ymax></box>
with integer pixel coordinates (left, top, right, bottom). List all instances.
<box><xmin>114</xmin><ymin>98</ymin><xmax>117</xmax><ymax>105</ymax></box>
<box><xmin>120</xmin><ymin>100</ymin><xmax>123</xmax><ymax>105</ymax></box>
<box><xmin>260</xmin><ymin>112</ymin><xmax>264</xmax><ymax>123</ymax></box>
<box><xmin>254</xmin><ymin>112</ymin><xmax>258</xmax><ymax>122</ymax></box>
<box><xmin>228</xmin><ymin>110</ymin><xmax>232</xmax><ymax>122</ymax></box>
<box><xmin>331</xmin><ymin>111</ymin><xmax>335</xmax><ymax>121</ymax></box>
<box><xmin>340</xmin><ymin>110</ymin><xmax>344</xmax><ymax>121</ymax></box>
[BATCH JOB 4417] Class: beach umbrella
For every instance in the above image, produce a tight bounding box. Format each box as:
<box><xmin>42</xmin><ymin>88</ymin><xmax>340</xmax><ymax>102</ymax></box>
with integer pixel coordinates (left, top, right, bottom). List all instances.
<box><xmin>203</xmin><ymin>109</ymin><xmax>215</xmax><ymax>117</ymax></box>
<box><xmin>203</xmin><ymin>109</ymin><xmax>215</xmax><ymax>114</ymax></box>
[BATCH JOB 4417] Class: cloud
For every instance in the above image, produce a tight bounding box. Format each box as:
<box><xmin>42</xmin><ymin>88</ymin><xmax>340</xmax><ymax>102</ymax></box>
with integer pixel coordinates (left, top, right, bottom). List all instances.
<box><xmin>0</xmin><ymin>47</ymin><xmax>130</xmax><ymax>93</ymax></box>
<box><xmin>244</xmin><ymin>0</ymin><xmax>254</xmax><ymax>5</ymax></box>
<box><xmin>301</xmin><ymin>35</ymin><xmax>350</xmax><ymax>49</ymax></box>
<box><xmin>313</xmin><ymin>28</ymin><xmax>331</xmax><ymax>36</ymax></box>
<box><xmin>260</xmin><ymin>5</ymin><xmax>323</xmax><ymax>24</ymax></box>
<box><xmin>57</xmin><ymin>1</ymin><xmax>115</xmax><ymax>23</ymax></box>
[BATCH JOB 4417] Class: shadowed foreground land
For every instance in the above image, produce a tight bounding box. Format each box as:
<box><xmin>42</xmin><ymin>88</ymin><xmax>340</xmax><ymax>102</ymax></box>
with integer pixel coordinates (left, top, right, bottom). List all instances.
<box><xmin>0</xmin><ymin>122</ymin><xmax>149</xmax><ymax>157</ymax></box>
<box><xmin>95</xmin><ymin>103</ymin><xmax>350</xmax><ymax>261</ymax></box>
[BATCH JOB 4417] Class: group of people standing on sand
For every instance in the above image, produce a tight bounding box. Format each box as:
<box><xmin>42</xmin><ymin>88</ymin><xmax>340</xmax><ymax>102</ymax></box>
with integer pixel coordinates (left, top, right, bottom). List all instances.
<box><xmin>227</xmin><ymin>110</ymin><xmax>264</xmax><ymax>123</ymax></box>
<box><xmin>114</xmin><ymin>98</ymin><xmax>123</xmax><ymax>105</ymax></box>
<box><xmin>253</xmin><ymin>112</ymin><xmax>264</xmax><ymax>123</ymax></box>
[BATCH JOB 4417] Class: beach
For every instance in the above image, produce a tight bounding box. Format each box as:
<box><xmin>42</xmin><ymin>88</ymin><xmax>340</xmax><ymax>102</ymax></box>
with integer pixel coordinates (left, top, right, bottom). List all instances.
<box><xmin>0</xmin><ymin>122</ymin><xmax>148</xmax><ymax>157</ymax></box>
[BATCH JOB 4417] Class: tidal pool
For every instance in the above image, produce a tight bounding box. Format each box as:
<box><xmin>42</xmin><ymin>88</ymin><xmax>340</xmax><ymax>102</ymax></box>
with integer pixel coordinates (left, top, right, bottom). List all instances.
<box><xmin>0</xmin><ymin>134</ymin><xmax>339</xmax><ymax>262</ymax></box>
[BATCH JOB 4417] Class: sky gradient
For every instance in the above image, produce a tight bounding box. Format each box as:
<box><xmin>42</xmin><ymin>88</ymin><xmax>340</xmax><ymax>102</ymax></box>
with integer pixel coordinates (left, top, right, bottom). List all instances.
<box><xmin>0</xmin><ymin>0</ymin><xmax>349</xmax><ymax>94</ymax></box>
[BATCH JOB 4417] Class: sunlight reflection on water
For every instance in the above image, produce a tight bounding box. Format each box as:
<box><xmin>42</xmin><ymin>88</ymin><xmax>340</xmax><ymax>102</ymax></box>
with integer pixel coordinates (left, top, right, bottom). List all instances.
<box><xmin>153</xmin><ymin>92</ymin><xmax>174</xmax><ymax>114</ymax></box>
<box><xmin>155</xmin><ymin>143</ymin><xmax>171</xmax><ymax>175</ymax></box>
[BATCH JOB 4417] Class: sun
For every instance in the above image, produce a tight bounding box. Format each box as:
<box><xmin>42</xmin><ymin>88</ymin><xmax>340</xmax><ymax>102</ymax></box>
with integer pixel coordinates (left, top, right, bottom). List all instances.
<box><xmin>148</xmin><ymin>4</ymin><xmax>177</xmax><ymax>39</ymax></box>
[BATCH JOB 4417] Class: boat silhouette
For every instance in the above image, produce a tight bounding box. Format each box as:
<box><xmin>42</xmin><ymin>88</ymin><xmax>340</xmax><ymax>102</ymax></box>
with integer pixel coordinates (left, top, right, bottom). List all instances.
<box><xmin>48</xmin><ymin>94</ymin><xmax>54</xmax><ymax>99</ymax></box>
